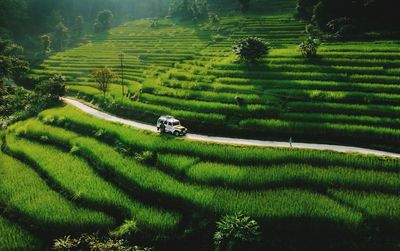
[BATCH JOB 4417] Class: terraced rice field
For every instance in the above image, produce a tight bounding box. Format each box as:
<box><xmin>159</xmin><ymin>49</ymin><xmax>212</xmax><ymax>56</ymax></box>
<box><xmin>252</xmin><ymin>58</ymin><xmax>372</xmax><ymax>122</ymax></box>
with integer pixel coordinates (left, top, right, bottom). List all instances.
<box><xmin>32</xmin><ymin>0</ymin><xmax>400</xmax><ymax>153</ymax></box>
<box><xmin>21</xmin><ymin>1</ymin><xmax>400</xmax><ymax>248</ymax></box>
<box><xmin>1</xmin><ymin>105</ymin><xmax>399</xmax><ymax>250</ymax></box>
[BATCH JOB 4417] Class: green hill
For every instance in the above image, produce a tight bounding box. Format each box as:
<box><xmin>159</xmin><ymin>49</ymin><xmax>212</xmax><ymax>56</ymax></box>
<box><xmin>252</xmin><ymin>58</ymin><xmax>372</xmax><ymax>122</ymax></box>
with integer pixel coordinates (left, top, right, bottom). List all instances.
<box><xmin>3</xmin><ymin>0</ymin><xmax>400</xmax><ymax>250</ymax></box>
<box><xmin>32</xmin><ymin>0</ymin><xmax>400</xmax><ymax>153</ymax></box>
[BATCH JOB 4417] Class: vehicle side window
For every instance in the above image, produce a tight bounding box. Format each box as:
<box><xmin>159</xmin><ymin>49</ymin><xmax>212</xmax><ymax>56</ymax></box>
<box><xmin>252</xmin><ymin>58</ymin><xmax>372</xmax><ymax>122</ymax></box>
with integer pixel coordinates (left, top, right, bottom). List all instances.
<box><xmin>164</xmin><ymin>121</ymin><xmax>168</xmax><ymax>125</ymax></box>
<box><xmin>168</xmin><ymin>122</ymin><xmax>172</xmax><ymax>126</ymax></box>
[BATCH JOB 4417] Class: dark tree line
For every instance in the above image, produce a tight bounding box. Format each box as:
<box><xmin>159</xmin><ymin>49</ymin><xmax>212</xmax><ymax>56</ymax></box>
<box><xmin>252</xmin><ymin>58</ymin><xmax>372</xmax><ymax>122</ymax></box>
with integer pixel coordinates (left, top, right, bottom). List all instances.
<box><xmin>0</xmin><ymin>38</ymin><xmax>66</xmax><ymax>127</ymax></box>
<box><xmin>296</xmin><ymin>0</ymin><xmax>400</xmax><ymax>36</ymax></box>
<box><xmin>0</xmin><ymin>0</ymin><xmax>172</xmax><ymax>60</ymax></box>
<box><xmin>168</xmin><ymin>0</ymin><xmax>209</xmax><ymax>21</ymax></box>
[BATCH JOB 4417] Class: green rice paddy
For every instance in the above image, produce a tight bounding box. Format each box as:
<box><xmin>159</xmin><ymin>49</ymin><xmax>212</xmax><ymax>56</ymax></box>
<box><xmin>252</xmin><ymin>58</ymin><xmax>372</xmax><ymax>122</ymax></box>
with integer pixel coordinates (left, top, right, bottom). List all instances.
<box><xmin>1</xmin><ymin>104</ymin><xmax>399</xmax><ymax>249</ymax></box>
<box><xmin>30</xmin><ymin>0</ymin><xmax>400</xmax><ymax>152</ymax></box>
<box><xmin>4</xmin><ymin>0</ymin><xmax>399</xmax><ymax>249</ymax></box>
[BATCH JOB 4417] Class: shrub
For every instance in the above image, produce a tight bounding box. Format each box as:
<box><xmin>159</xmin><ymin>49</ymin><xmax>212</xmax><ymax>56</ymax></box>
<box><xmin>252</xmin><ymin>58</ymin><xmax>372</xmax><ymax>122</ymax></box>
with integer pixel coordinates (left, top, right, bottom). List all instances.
<box><xmin>235</xmin><ymin>96</ymin><xmax>244</xmax><ymax>106</ymax></box>
<box><xmin>110</xmin><ymin>220</ymin><xmax>139</xmax><ymax>239</ymax></box>
<box><xmin>305</xmin><ymin>23</ymin><xmax>319</xmax><ymax>36</ymax></box>
<box><xmin>40</xmin><ymin>34</ymin><xmax>52</xmax><ymax>53</ymax></box>
<box><xmin>53</xmin><ymin>233</ymin><xmax>149</xmax><ymax>251</ymax></box>
<box><xmin>135</xmin><ymin>151</ymin><xmax>157</xmax><ymax>165</ymax></box>
<box><xmin>299</xmin><ymin>37</ymin><xmax>320</xmax><ymax>58</ymax></box>
<box><xmin>232</xmin><ymin>37</ymin><xmax>270</xmax><ymax>63</ymax></box>
<box><xmin>208</xmin><ymin>12</ymin><xmax>220</xmax><ymax>25</ymax></box>
<box><xmin>214</xmin><ymin>212</ymin><xmax>261</xmax><ymax>251</ymax></box>
<box><xmin>149</xmin><ymin>19</ymin><xmax>159</xmax><ymax>29</ymax></box>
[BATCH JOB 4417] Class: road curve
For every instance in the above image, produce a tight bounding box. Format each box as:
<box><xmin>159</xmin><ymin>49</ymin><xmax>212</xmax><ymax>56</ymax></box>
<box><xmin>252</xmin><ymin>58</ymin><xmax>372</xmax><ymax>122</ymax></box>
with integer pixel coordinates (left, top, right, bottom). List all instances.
<box><xmin>63</xmin><ymin>98</ymin><xmax>400</xmax><ymax>159</ymax></box>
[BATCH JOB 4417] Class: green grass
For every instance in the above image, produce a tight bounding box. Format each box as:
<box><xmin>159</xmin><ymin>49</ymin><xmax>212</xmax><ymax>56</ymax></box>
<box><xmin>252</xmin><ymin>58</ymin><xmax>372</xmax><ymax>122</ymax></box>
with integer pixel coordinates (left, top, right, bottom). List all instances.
<box><xmin>328</xmin><ymin>190</ymin><xmax>400</xmax><ymax>233</ymax></box>
<box><xmin>2</xmin><ymin>104</ymin><xmax>400</xmax><ymax>250</ymax></box>
<box><xmin>0</xmin><ymin>216</ymin><xmax>41</xmax><ymax>251</ymax></box>
<box><xmin>15</xmin><ymin>119</ymin><xmax>361</xmax><ymax>228</ymax></box>
<box><xmin>32</xmin><ymin>12</ymin><xmax>399</xmax><ymax>152</ymax></box>
<box><xmin>0</xmin><ymin>146</ymin><xmax>114</xmax><ymax>238</ymax></box>
<box><xmin>186</xmin><ymin>162</ymin><xmax>400</xmax><ymax>193</ymax></box>
<box><xmin>39</xmin><ymin>106</ymin><xmax>400</xmax><ymax>172</ymax></box>
<box><xmin>157</xmin><ymin>153</ymin><xmax>200</xmax><ymax>176</ymax></box>
<box><xmin>5</xmin><ymin>127</ymin><xmax>180</xmax><ymax>234</ymax></box>
<box><xmin>20</xmin><ymin>0</ymin><xmax>400</xmax><ymax>248</ymax></box>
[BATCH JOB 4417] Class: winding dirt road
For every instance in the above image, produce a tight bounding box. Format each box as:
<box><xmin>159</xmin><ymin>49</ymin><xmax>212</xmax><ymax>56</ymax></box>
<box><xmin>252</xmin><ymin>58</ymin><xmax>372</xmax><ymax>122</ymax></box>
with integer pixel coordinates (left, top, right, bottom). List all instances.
<box><xmin>63</xmin><ymin>98</ymin><xmax>400</xmax><ymax>159</ymax></box>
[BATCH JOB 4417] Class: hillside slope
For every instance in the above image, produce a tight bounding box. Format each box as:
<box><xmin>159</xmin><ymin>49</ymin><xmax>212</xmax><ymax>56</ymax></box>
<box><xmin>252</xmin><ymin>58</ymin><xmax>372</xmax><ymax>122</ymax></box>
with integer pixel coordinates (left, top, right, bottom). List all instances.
<box><xmin>1</xmin><ymin>105</ymin><xmax>400</xmax><ymax>250</ymax></box>
<box><xmin>32</xmin><ymin>0</ymin><xmax>400</xmax><ymax>153</ymax></box>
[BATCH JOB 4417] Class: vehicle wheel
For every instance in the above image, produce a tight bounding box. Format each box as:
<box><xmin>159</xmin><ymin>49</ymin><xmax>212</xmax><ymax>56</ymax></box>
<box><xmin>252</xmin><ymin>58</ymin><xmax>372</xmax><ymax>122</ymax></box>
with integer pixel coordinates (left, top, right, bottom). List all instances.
<box><xmin>174</xmin><ymin>131</ymin><xmax>180</xmax><ymax>136</ymax></box>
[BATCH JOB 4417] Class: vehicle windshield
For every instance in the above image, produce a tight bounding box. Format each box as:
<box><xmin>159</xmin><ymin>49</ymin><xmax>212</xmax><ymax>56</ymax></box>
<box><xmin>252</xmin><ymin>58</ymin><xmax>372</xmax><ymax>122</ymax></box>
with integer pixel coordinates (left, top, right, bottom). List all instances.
<box><xmin>172</xmin><ymin>121</ymin><xmax>180</xmax><ymax>126</ymax></box>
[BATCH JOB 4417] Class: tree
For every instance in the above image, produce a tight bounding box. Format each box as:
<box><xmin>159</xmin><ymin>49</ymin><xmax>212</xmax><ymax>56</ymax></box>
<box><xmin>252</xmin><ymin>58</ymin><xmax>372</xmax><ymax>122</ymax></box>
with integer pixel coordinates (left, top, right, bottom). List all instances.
<box><xmin>74</xmin><ymin>16</ymin><xmax>85</xmax><ymax>36</ymax></box>
<box><xmin>238</xmin><ymin>0</ymin><xmax>251</xmax><ymax>13</ymax></box>
<box><xmin>296</xmin><ymin>0</ymin><xmax>318</xmax><ymax>21</ymax></box>
<box><xmin>41</xmin><ymin>34</ymin><xmax>52</xmax><ymax>53</ymax></box>
<box><xmin>311</xmin><ymin>1</ymin><xmax>331</xmax><ymax>30</ymax></box>
<box><xmin>0</xmin><ymin>38</ymin><xmax>29</xmax><ymax>85</ymax></box>
<box><xmin>54</xmin><ymin>22</ymin><xmax>69</xmax><ymax>51</ymax></box>
<box><xmin>169</xmin><ymin>0</ymin><xmax>191</xmax><ymax>20</ymax></box>
<box><xmin>93</xmin><ymin>67</ymin><xmax>114</xmax><ymax>98</ymax></box>
<box><xmin>299</xmin><ymin>37</ymin><xmax>320</xmax><ymax>58</ymax></box>
<box><xmin>94</xmin><ymin>10</ymin><xmax>113</xmax><ymax>33</ymax></box>
<box><xmin>35</xmin><ymin>74</ymin><xmax>66</xmax><ymax>102</ymax></box>
<box><xmin>208</xmin><ymin>12</ymin><xmax>220</xmax><ymax>26</ymax></box>
<box><xmin>214</xmin><ymin>212</ymin><xmax>261</xmax><ymax>251</ymax></box>
<box><xmin>168</xmin><ymin>0</ymin><xmax>208</xmax><ymax>21</ymax></box>
<box><xmin>232</xmin><ymin>37</ymin><xmax>270</xmax><ymax>63</ymax></box>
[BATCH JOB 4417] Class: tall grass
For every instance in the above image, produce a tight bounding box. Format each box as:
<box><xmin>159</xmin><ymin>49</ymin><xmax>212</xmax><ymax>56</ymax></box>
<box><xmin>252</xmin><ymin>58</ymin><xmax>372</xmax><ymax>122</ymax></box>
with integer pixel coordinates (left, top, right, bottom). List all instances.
<box><xmin>5</xmin><ymin>130</ymin><xmax>180</xmax><ymax>233</ymax></box>
<box><xmin>328</xmin><ymin>190</ymin><xmax>400</xmax><ymax>233</ymax></box>
<box><xmin>280</xmin><ymin>112</ymin><xmax>400</xmax><ymax>129</ymax></box>
<box><xmin>15</xmin><ymin>119</ymin><xmax>362</xmax><ymax>230</ymax></box>
<box><xmin>39</xmin><ymin>105</ymin><xmax>400</xmax><ymax>172</ymax></box>
<box><xmin>239</xmin><ymin>119</ymin><xmax>400</xmax><ymax>151</ymax></box>
<box><xmin>0</xmin><ymin>216</ymin><xmax>41</xmax><ymax>251</ymax></box>
<box><xmin>187</xmin><ymin>162</ymin><xmax>400</xmax><ymax>193</ymax></box>
<box><xmin>0</xmin><ymin>147</ymin><xmax>114</xmax><ymax>237</ymax></box>
<box><xmin>157</xmin><ymin>154</ymin><xmax>200</xmax><ymax>176</ymax></box>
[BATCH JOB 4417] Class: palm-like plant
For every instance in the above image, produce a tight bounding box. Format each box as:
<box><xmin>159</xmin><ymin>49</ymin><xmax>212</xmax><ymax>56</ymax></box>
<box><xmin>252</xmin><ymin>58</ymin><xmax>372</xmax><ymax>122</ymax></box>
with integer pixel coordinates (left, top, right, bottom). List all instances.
<box><xmin>214</xmin><ymin>212</ymin><xmax>261</xmax><ymax>251</ymax></box>
<box><xmin>299</xmin><ymin>37</ymin><xmax>321</xmax><ymax>58</ymax></box>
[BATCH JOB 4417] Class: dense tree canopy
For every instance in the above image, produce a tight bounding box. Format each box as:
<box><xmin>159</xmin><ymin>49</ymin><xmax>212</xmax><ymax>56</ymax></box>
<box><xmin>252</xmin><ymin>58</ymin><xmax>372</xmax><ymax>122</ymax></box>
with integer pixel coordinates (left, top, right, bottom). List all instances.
<box><xmin>94</xmin><ymin>10</ymin><xmax>114</xmax><ymax>32</ymax></box>
<box><xmin>0</xmin><ymin>0</ymin><xmax>173</xmax><ymax>50</ymax></box>
<box><xmin>168</xmin><ymin>0</ymin><xmax>208</xmax><ymax>21</ymax></box>
<box><xmin>0</xmin><ymin>38</ymin><xmax>29</xmax><ymax>85</ymax></box>
<box><xmin>297</xmin><ymin>0</ymin><xmax>400</xmax><ymax>35</ymax></box>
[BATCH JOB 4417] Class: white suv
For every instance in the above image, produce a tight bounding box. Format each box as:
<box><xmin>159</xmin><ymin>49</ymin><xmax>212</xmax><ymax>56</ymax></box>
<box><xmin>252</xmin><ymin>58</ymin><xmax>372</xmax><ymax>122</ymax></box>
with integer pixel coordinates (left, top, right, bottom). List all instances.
<box><xmin>157</xmin><ymin>115</ymin><xmax>188</xmax><ymax>136</ymax></box>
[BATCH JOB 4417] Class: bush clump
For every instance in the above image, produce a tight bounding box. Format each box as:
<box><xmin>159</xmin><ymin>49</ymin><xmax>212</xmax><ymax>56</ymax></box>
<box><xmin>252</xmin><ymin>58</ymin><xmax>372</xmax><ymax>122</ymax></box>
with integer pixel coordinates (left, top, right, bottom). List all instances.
<box><xmin>232</xmin><ymin>37</ymin><xmax>270</xmax><ymax>63</ymax></box>
<box><xmin>214</xmin><ymin>212</ymin><xmax>261</xmax><ymax>251</ymax></box>
<box><xmin>299</xmin><ymin>37</ymin><xmax>320</xmax><ymax>58</ymax></box>
<box><xmin>53</xmin><ymin>233</ymin><xmax>151</xmax><ymax>251</ymax></box>
<box><xmin>135</xmin><ymin>151</ymin><xmax>157</xmax><ymax>165</ymax></box>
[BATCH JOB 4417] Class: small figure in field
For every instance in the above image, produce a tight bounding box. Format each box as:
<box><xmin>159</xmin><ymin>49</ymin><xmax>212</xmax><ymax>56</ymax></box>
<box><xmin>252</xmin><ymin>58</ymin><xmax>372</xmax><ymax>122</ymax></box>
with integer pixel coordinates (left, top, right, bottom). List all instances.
<box><xmin>289</xmin><ymin>137</ymin><xmax>293</xmax><ymax>147</ymax></box>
